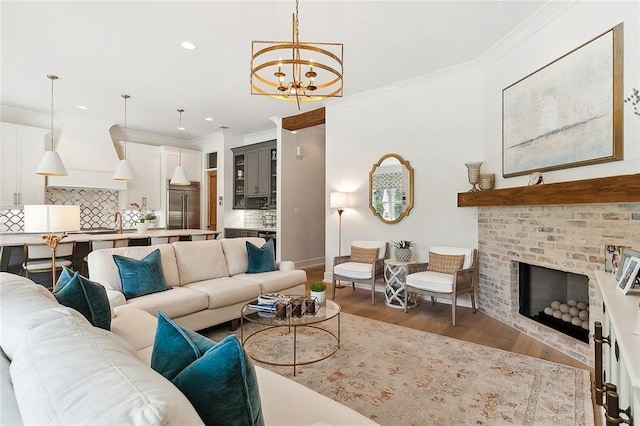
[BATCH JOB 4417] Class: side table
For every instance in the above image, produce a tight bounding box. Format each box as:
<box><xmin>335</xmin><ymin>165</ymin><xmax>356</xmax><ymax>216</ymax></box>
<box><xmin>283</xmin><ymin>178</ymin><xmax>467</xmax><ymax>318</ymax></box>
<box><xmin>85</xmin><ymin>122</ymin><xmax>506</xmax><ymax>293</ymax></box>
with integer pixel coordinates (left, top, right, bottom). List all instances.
<box><xmin>384</xmin><ymin>259</ymin><xmax>424</xmax><ymax>310</ymax></box>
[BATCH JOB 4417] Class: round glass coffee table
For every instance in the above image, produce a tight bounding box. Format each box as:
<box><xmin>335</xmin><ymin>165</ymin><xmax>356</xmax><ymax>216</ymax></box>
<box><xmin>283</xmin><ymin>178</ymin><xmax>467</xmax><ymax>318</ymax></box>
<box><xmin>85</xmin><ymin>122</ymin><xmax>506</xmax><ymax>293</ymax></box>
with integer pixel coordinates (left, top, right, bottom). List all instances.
<box><xmin>240</xmin><ymin>299</ymin><xmax>341</xmax><ymax>376</ymax></box>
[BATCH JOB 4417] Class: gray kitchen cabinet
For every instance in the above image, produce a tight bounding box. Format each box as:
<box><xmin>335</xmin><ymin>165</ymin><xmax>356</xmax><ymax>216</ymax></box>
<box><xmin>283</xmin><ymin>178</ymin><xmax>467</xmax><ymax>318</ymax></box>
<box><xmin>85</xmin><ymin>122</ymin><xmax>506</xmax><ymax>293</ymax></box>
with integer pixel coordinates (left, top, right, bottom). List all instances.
<box><xmin>231</xmin><ymin>140</ymin><xmax>276</xmax><ymax>210</ymax></box>
<box><xmin>224</xmin><ymin>228</ymin><xmax>259</xmax><ymax>238</ymax></box>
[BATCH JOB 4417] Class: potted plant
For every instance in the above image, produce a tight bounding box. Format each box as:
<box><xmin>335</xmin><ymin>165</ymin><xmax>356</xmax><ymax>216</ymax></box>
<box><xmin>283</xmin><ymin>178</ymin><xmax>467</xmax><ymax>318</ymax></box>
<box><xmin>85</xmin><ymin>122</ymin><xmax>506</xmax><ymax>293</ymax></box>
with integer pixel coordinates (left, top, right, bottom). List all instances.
<box><xmin>393</xmin><ymin>240</ymin><xmax>415</xmax><ymax>262</ymax></box>
<box><xmin>309</xmin><ymin>281</ymin><xmax>327</xmax><ymax>305</ymax></box>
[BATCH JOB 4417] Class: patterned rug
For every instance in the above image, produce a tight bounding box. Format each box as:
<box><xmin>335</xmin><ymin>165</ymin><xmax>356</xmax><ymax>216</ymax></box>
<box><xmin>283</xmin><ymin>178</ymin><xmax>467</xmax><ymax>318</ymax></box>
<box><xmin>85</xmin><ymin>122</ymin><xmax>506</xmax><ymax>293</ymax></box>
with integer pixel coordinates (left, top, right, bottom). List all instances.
<box><xmin>206</xmin><ymin>313</ymin><xmax>593</xmax><ymax>426</ymax></box>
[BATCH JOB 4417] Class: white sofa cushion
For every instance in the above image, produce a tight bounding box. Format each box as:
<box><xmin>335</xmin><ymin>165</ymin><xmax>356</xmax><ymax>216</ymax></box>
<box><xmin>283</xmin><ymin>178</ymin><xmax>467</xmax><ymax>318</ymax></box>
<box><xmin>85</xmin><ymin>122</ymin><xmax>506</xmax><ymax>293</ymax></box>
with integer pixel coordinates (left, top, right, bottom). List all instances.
<box><xmin>122</xmin><ymin>286</ymin><xmax>209</xmax><ymax>318</ymax></box>
<box><xmin>0</xmin><ymin>273</ymin><xmax>68</xmax><ymax>360</ymax></box>
<box><xmin>406</xmin><ymin>270</ymin><xmax>455</xmax><ymax>293</ymax></box>
<box><xmin>88</xmin><ymin>244</ymin><xmax>180</xmax><ymax>290</ymax></box>
<box><xmin>334</xmin><ymin>262</ymin><xmax>373</xmax><ymax>280</ymax></box>
<box><xmin>111</xmin><ymin>306</ymin><xmax>159</xmax><ymax>359</ymax></box>
<box><xmin>0</xmin><ymin>348</ymin><xmax>21</xmax><ymax>425</ymax></box>
<box><xmin>10</xmin><ymin>313</ymin><xmax>203</xmax><ymax>425</ymax></box>
<box><xmin>236</xmin><ymin>269</ymin><xmax>307</xmax><ymax>294</ymax></box>
<box><xmin>220</xmin><ymin>237</ymin><xmax>266</xmax><ymax>276</ymax></box>
<box><xmin>256</xmin><ymin>366</ymin><xmax>377</xmax><ymax>425</ymax></box>
<box><xmin>172</xmin><ymin>240</ymin><xmax>229</xmax><ymax>285</ymax></box>
<box><xmin>184</xmin><ymin>277</ymin><xmax>261</xmax><ymax>309</ymax></box>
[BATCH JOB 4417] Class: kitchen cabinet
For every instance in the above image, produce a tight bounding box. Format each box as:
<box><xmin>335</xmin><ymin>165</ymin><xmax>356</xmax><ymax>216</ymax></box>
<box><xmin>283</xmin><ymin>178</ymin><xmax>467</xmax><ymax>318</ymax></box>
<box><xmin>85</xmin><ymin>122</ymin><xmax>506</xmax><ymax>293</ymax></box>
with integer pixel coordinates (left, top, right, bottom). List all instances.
<box><xmin>0</xmin><ymin>123</ymin><xmax>47</xmax><ymax>208</ymax></box>
<box><xmin>231</xmin><ymin>140</ymin><xmax>276</xmax><ymax>209</ymax></box>
<box><xmin>162</xmin><ymin>146</ymin><xmax>202</xmax><ymax>183</ymax></box>
<box><xmin>120</xmin><ymin>142</ymin><xmax>161</xmax><ymax>210</ymax></box>
<box><xmin>593</xmin><ymin>271</ymin><xmax>639</xmax><ymax>424</ymax></box>
<box><xmin>224</xmin><ymin>228</ymin><xmax>259</xmax><ymax>238</ymax></box>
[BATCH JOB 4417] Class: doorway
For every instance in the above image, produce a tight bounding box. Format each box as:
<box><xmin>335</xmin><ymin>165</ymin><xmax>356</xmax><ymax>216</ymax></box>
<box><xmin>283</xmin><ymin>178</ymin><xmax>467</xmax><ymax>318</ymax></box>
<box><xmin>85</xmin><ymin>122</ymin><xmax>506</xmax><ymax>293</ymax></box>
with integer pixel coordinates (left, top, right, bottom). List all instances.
<box><xmin>208</xmin><ymin>171</ymin><xmax>217</xmax><ymax>231</ymax></box>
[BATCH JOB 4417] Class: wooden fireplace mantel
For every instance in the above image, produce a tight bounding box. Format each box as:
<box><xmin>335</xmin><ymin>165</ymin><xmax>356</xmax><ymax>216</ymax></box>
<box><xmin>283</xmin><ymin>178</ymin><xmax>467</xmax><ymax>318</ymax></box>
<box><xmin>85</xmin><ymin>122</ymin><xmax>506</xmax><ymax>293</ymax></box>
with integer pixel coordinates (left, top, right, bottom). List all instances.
<box><xmin>457</xmin><ymin>173</ymin><xmax>640</xmax><ymax>207</ymax></box>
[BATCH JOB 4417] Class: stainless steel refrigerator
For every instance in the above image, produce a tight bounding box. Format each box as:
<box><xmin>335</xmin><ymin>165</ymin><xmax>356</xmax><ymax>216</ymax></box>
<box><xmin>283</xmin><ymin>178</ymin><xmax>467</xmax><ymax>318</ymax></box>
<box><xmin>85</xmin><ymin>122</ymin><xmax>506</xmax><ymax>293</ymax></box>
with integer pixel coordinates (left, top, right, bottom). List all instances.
<box><xmin>167</xmin><ymin>181</ymin><xmax>201</xmax><ymax>229</ymax></box>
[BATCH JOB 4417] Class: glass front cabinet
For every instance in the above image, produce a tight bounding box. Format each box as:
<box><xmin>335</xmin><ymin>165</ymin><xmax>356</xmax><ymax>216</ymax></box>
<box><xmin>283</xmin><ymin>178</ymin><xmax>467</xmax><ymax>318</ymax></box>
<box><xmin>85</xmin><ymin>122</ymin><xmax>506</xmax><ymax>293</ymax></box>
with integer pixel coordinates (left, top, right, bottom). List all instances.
<box><xmin>232</xmin><ymin>140</ymin><xmax>276</xmax><ymax>210</ymax></box>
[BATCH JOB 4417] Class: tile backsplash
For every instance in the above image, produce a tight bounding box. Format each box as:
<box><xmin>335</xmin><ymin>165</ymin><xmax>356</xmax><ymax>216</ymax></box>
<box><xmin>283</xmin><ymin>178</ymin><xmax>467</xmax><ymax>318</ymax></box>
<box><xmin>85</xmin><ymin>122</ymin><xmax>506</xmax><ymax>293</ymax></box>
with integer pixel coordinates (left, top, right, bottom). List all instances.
<box><xmin>0</xmin><ymin>187</ymin><xmax>148</xmax><ymax>232</ymax></box>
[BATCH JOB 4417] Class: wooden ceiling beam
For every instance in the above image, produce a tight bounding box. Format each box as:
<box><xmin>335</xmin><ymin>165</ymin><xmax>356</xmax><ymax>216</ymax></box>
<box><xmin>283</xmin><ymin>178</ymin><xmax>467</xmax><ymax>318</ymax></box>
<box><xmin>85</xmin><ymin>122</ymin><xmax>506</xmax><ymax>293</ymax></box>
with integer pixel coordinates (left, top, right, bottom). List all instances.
<box><xmin>282</xmin><ymin>107</ymin><xmax>325</xmax><ymax>131</ymax></box>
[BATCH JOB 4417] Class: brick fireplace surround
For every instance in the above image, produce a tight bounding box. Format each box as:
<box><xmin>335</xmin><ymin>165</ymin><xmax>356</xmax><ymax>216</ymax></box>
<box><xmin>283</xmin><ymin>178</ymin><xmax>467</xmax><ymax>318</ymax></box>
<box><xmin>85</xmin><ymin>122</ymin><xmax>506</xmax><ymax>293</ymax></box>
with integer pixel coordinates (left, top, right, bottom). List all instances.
<box><xmin>477</xmin><ymin>202</ymin><xmax>640</xmax><ymax>365</ymax></box>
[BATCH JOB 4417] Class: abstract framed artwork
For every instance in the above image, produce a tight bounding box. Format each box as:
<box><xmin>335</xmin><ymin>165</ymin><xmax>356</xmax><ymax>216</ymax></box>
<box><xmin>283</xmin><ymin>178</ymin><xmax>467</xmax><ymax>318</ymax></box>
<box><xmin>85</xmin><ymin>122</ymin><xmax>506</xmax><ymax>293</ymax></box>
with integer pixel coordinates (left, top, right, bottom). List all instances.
<box><xmin>502</xmin><ymin>23</ymin><xmax>623</xmax><ymax>178</ymax></box>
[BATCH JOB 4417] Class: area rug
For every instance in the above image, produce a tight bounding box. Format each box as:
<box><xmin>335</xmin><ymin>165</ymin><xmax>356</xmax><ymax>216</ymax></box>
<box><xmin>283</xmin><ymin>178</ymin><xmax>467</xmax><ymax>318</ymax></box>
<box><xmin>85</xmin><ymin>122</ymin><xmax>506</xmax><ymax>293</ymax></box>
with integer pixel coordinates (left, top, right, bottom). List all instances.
<box><xmin>206</xmin><ymin>313</ymin><xmax>593</xmax><ymax>426</ymax></box>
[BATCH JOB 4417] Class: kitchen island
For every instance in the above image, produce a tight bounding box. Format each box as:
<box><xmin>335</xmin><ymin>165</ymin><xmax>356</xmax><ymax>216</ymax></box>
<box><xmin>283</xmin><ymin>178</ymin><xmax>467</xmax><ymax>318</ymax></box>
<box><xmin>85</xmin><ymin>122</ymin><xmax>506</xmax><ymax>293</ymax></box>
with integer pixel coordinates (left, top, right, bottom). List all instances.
<box><xmin>0</xmin><ymin>229</ymin><xmax>219</xmax><ymax>273</ymax></box>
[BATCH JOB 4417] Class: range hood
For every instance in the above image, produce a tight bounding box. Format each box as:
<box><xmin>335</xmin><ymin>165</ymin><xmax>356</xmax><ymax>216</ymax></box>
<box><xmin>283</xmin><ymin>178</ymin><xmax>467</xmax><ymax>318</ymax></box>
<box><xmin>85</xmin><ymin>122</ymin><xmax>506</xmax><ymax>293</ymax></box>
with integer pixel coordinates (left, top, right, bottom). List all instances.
<box><xmin>46</xmin><ymin>114</ymin><xmax>126</xmax><ymax>190</ymax></box>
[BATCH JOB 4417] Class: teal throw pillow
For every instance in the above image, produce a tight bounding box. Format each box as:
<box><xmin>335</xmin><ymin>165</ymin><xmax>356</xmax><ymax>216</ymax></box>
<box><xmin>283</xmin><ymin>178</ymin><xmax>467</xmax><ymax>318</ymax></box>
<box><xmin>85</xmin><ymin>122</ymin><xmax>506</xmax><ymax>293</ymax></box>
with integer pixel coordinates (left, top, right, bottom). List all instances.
<box><xmin>112</xmin><ymin>249</ymin><xmax>170</xmax><ymax>300</ymax></box>
<box><xmin>151</xmin><ymin>312</ymin><xmax>264</xmax><ymax>426</ymax></box>
<box><xmin>246</xmin><ymin>239</ymin><xmax>277</xmax><ymax>274</ymax></box>
<box><xmin>53</xmin><ymin>267</ymin><xmax>111</xmax><ymax>331</ymax></box>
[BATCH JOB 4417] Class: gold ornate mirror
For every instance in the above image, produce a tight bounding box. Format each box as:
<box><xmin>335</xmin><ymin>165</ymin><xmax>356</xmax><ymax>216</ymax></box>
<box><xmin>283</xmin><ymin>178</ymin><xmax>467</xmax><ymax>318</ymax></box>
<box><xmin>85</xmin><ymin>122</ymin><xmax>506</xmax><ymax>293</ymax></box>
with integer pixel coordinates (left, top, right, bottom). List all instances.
<box><xmin>369</xmin><ymin>153</ymin><xmax>414</xmax><ymax>224</ymax></box>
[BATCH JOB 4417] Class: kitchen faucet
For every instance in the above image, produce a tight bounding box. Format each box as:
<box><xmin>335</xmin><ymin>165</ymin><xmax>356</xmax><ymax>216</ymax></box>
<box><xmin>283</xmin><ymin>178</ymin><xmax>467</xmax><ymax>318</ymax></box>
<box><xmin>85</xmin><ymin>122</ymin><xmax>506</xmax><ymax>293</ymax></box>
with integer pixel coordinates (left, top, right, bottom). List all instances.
<box><xmin>114</xmin><ymin>211</ymin><xmax>123</xmax><ymax>234</ymax></box>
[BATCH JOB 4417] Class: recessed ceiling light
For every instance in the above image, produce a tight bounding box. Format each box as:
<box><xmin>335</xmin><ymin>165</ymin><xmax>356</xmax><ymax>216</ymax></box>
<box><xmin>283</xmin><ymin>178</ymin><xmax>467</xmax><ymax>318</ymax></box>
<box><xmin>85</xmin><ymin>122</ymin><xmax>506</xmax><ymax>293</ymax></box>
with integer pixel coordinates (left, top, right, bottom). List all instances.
<box><xmin>181</xmin><ymin>41</ymin><xmax>196</xmax><ymax>50</ymax></box>
<box><xmin>205</xmin><ymin>117</ymin><xmax>213</xmax><ymax>122</ymax></box>
<box><xmin>77</xmin><ymin>105</ymin><xmax>88</xmax><ymax>110</ymax></box>
<box><xmin>178</xmin><ymin>126</ymin><xmax>185</xmax><ymax>131</ymax></box>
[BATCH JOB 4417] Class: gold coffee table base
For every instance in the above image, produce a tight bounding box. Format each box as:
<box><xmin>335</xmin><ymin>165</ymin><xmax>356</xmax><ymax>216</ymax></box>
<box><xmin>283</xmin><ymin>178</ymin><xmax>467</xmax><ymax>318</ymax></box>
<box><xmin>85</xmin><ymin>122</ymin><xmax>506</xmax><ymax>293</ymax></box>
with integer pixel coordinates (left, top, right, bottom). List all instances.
<box><xmin>240</xmin><ymin>300</ymin><xmax>341</xmax><ymax>376</ymax></box>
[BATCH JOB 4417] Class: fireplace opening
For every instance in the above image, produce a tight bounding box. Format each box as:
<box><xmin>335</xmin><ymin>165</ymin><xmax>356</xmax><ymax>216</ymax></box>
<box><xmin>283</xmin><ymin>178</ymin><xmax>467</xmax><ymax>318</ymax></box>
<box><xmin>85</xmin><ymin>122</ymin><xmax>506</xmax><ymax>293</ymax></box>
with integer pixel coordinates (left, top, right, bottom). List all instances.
<box><xmin>518</xmin><ymin>263</ymin><xmax>589</xmax><ymax>343</ymax></box>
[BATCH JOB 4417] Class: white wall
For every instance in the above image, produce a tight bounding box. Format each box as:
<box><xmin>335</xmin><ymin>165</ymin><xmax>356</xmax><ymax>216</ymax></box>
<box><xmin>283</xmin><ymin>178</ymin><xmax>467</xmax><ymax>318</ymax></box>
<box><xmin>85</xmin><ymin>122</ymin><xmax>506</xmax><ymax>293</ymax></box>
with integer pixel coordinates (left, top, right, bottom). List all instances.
<box><xmin>323</xmin><ymin>0</ymin><xmax>640</xmax><ymax>287</ymax></box>
<box><xmin>280</xmin><ymin>126</ymin><xmax>326</xmax><ymax>267</ymax></box>
<box><xmin>482</xmin><ymin>1</ymin><xmax>640</xmax><ymax>189</ymax></box>
<box><xmin>325</xmin><ymin>68</ymin><xmax>484</xmax><ymax>274</ymax></box>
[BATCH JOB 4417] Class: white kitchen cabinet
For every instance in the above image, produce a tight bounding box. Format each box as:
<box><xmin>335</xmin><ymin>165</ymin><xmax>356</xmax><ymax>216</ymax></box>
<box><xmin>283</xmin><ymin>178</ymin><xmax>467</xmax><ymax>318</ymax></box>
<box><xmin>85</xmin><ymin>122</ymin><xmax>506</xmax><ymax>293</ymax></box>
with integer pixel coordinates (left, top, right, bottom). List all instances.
<box><xmin>161</xmin><ymin>146</ymin><xmax>202</xmax><ymax>183</ymax></box>
<box><xmin>593</xmin><ymin>270</ymin><xmax>639</xmax><ymax>425</ymax></box>
<box><xmin>119</xmin><ymin>142</ymin><xmax>161</xmax><ymax>210</ymax></box>
<box><xmin>0</xmin><ymin>123</ymin><xmax>47</xmax><ymax>208</ymax></box>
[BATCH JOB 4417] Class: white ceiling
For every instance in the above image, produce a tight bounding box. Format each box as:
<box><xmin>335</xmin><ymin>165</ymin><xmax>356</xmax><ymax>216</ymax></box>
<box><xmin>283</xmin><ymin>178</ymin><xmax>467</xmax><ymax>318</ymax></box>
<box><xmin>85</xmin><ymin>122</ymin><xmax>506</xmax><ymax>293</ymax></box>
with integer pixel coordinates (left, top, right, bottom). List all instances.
<box><xmin>1</xmin><ymin>1</ymin><xmax>547</xmax><ymax>140</ymax></box>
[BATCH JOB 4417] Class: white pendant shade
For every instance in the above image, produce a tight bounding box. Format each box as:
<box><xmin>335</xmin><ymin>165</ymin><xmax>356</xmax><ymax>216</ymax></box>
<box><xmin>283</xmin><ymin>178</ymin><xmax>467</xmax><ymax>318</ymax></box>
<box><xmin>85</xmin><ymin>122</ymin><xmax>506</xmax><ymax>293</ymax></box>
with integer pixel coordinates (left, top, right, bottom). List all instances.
<box><xmin>112</xmin><ymin>159</ymin><xmax>136</xmax><ymax>181</ymax></box>
<box><xmin>36</xmin><ymin>150</ymin><xmax>68</xmax><ymax>176</ymax></box>
<box><xmin>170</xmin><ymin>165</ymin><xmax>190</xmax><ymax>185</ymax></box>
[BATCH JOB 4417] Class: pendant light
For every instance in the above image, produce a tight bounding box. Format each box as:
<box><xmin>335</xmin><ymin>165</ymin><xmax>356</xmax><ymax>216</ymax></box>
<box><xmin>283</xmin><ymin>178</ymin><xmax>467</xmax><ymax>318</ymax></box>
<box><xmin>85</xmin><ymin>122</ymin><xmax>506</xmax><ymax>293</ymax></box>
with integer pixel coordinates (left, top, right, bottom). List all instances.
<box><xmin>113</xmin><ymin>94</ymin><xmax>136</xmax><ymax>181</ymax></box>
<box><xmin>36</xmin><ymin>74</ymin><xmax>68</xmax><ymax>176</ymax></box>
<box><xmin>170</xmin><ymin>108</ymin><xmax>190</xmax><ymax>185</ymax></box>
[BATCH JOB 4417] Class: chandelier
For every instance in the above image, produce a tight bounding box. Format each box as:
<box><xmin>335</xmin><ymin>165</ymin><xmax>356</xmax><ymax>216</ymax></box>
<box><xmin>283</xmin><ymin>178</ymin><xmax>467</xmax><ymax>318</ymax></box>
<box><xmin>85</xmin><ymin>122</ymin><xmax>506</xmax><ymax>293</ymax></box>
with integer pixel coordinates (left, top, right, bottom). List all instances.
<box><xmin>250</xmin><ymin>0</ymin><xmax>343</xmax><ymax>109</ymax></box>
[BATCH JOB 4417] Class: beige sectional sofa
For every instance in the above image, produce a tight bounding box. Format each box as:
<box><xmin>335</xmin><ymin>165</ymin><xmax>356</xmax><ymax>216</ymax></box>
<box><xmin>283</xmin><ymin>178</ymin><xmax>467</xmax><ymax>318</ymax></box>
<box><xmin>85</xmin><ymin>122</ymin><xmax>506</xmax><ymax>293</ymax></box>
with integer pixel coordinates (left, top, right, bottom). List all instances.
<box><xmin>87</xmin><ymin>237</ymin><xmax>306</xmax><ymax>331</ymax></box>
<box><xmin>0</xmin><ymin>272</ymin><xmax>377</xmax><ymax>425</ymax></box>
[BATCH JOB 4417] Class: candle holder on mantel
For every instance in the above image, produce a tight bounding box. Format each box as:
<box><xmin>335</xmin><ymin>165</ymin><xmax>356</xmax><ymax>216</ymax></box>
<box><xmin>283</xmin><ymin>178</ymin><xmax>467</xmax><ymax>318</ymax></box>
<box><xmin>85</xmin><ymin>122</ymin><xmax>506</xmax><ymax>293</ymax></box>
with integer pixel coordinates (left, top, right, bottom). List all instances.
<box><xmin>464</xmin><ymin>162</ymin><xmax>483</xmax><ymax>192</ymax></box>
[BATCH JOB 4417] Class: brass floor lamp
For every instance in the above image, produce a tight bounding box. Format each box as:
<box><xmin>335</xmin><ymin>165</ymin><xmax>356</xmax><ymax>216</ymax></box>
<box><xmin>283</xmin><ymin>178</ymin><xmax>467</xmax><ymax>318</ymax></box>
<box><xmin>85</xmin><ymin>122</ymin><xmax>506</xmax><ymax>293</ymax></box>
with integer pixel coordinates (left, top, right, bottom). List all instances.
<box><xmin>330</xmin><ymin>192</ymin><xmax>348</xmax><ymax>288</ymax></box>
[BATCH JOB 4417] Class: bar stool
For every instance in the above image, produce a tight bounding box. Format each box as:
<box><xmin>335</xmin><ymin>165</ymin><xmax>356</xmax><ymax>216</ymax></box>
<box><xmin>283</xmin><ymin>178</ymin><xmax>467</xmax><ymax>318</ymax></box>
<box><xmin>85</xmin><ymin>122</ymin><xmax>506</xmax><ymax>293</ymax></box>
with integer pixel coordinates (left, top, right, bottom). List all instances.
<box><xmin>81</xmin><ymin>238</ymin><xmax>129</xmax><ymax>275</ymax></box>
<box><xmin>22</xmin><ymin>242</ymin><xmax>75</xmax><ymax>289</ymax></box>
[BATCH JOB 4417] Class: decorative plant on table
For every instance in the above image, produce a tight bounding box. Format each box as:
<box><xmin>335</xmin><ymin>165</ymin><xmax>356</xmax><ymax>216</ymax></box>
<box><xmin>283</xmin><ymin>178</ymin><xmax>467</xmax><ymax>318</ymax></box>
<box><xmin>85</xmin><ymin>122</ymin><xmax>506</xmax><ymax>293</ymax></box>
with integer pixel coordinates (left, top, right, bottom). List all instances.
<box><xmin>624</xmin><ymin>88</ymin><xmax>639</xmax><ymax>116</ymax></box>
<box><xmin>309</xmin><ymin>281</ymin><xmax>327</xmax><ymax>305</ymax></box>
<box><xmin>393</xmin><ymin>240</ymin><xmax>415</xmax><ymax>262</ymax></box>
<box><xmin>131</xmin><ymin>203</ymin><xmax>157</xmax><ymax>232</ymax></box>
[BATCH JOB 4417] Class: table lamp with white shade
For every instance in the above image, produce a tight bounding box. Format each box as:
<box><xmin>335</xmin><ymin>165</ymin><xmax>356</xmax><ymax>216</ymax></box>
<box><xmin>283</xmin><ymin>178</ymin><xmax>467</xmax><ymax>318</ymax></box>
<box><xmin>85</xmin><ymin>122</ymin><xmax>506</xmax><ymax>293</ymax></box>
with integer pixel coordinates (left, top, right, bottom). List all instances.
<box><xmin>23</xmin><ymin>205</ymin><xmax>81</xmax><ymax>285</ymax></box>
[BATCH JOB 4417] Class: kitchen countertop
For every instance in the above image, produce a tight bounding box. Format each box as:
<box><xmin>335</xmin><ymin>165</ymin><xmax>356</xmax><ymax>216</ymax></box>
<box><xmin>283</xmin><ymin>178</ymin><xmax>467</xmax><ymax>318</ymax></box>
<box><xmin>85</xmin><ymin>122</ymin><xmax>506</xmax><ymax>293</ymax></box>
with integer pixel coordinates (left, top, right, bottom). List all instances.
<box><xmin>0</xmin><ymin>229</ymin><xmax>219</xmax><ymax>246</ymax></box>
<box><xmin>224</xmin><ymin>227</ymin><xmax>277</xmax><ymax>232</ymax></box>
